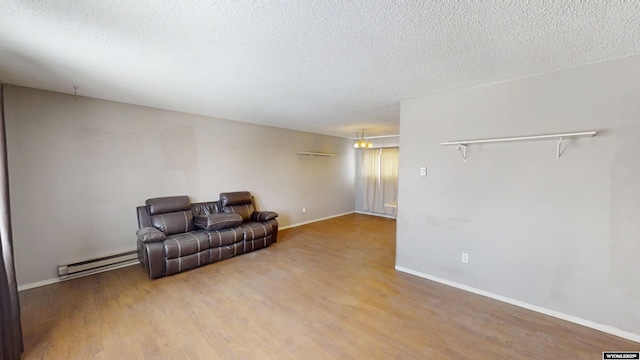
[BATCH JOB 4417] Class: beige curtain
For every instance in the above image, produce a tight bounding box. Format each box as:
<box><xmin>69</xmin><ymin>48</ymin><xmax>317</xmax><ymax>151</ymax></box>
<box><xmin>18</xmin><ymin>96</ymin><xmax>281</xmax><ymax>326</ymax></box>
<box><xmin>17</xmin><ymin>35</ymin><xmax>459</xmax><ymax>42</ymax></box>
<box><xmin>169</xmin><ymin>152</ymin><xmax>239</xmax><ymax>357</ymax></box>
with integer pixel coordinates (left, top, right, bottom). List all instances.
<box><xmin>380</xmin><ymin>147</ymin><xmax>399</xmax><ymax>216</ymax></box>
<box><xmin>361</xmin><ymin>147</ymin><xmax>398</xmax><ymax>216</ymax></box>
<box><xmin>362</xmin><ymin>149</ymin><xmax>381</xmax><ymax>213</ymax></box>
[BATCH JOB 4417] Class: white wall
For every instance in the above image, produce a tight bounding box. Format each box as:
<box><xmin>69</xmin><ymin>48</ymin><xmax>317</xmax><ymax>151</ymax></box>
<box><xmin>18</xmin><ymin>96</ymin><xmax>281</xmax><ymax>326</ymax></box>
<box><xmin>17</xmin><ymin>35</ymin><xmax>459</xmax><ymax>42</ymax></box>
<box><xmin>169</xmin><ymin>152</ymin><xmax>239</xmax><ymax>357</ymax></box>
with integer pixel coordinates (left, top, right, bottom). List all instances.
<box><xmin>397</xmin><ymin>55</ymin><xmax>640</xmax><ymax>337</ymax></box>
<box><xmin>5</xmin><ymin>86</ymin><xmax>355</xmax><ymax>286</ymax></box>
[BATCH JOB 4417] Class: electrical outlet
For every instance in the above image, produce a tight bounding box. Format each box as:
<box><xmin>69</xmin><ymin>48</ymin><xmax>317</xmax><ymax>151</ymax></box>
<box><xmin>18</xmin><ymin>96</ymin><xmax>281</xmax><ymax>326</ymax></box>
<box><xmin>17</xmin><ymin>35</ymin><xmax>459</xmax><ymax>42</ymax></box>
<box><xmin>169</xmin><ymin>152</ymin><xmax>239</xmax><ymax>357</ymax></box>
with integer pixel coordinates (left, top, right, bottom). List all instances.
<box><xmin>420</xmin><ymin>167</ymin><xmax>427</xmax><ymax>176</ymax></box>
<box><xmin>461</xmin><ymin>253</ymin><xmax>469</xmax><ymax>263</ymax></box>
<box><xmin>302</xmin><ymin>207</ymin><xmax>306</xmax><ymax>214</ymax></box>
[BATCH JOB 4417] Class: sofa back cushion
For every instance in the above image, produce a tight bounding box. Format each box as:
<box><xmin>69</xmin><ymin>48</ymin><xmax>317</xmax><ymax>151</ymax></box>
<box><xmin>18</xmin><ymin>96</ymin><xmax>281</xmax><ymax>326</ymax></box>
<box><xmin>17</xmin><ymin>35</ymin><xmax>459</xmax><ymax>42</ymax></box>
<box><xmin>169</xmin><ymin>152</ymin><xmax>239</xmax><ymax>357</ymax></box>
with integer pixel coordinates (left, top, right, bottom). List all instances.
<box><xmin>222</xmin><ymin>204</ymin><xmax>254</xmax><ymax>222</ymax></box>
<box><xmin>191</xmin><ymin>201</ymin><xmax>219</xmax><ymax>216</ymax></box>
<box><xmin>146</xmin><ymin>196</ymin><xmax>191</xmax><ymax>215</ymax></box>
<box><xmin>219</xmin><ymin>192</ymin><xmax>252</xmax><ymax>207</ymax></box>
<box><xmin>150</xmin><ymin>211</ymin><xmax>195</xmax><ymax>235</ymax></box>
<box><xmin>146</xmin><ymin>196</ymin><xmax>194</xmax><ymax>235</ymax></box>
<box><xmin>220</xmin><ymin>191</ymin><xmax>254</xmax><ymax>222</ymax></box>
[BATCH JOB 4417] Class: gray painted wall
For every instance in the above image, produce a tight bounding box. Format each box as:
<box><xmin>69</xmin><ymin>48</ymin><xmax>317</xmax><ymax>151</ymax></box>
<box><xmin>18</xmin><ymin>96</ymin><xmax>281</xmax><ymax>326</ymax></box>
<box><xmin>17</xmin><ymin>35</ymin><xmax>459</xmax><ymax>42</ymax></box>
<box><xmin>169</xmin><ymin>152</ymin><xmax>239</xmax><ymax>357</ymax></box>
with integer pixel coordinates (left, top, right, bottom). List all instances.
<box><xmin>5</xmin><ymin>86</ymin><xmax>355</xmax><ymax>286</ymax></box>
<box><xmin>397</xmin><ymin>55</ymin><xmax>640</xmax><ymax>335</ymax></box>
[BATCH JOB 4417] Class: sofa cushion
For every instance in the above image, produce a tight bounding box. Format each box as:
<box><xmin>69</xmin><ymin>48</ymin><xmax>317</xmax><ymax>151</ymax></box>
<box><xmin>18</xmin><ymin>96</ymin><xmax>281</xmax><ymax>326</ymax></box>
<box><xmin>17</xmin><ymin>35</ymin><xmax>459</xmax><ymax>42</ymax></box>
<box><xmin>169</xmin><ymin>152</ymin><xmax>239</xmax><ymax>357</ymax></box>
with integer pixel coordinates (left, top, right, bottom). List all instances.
<box><xmin>209</xmin><ymin>243</ymin><xmax>242</xmax><ymax>263</ymax></box>
<box><xmin>165</xmin><ymin>250</ymin><xmax>210</xmax><ymax>276</ymax></box>
<box><xmin>241</xmin><ymin>222</ymin><xmax>272</xmax><ymax>241</ymax></box>
<box><xmin>151</xmin><ymin>211</ymin><xmax>195</xmax><ymax>235</ymax></box>
<box><xmin>163</xmin><ymin>232</ymin><xmax>209</xmax><ymax>259</ymax></box>
<box><xmin>146</xmin><ymin>196</ymin><xmax>190</xmax><ymax>215</ymax></box>
<box><xmin>250</xmin><ymin>211</ymin><xmax>278</xmax><ymax>222</ymax></box>
<box><xmin>194</xmin><ymin>213</ymin><xmax>243</xmax><ymax>231</ymax></box>
<box><xmin>206</xmin><ymin>226</ymin><xmax>244</xmax><ymax>247</ymax></box>
<box><xmin>220</xmin><ymin>191</ymin><xmax>252</xmax><ymax>207</ymax></box>
<box><xmin>244</xmin><ymin>235</ymin><xmax>272</xmax><ymax>253</ymax></box>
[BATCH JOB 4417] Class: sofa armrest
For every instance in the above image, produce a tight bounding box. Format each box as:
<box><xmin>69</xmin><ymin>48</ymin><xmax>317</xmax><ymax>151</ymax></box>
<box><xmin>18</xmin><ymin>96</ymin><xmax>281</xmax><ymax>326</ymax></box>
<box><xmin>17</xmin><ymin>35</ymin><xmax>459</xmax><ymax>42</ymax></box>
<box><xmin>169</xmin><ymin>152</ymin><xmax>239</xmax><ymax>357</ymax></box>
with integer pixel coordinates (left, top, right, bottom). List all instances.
<box><xmin>136</xmin><ymin>227</ymin><xmax>166</xmax><ymax>243</ymax></box>
<box><xmin>143</xmin><ymin>242</ymin><xmax>165</xmax><ymax>279</ymax></box>
<box><xmin>268</xmin><ymin>218</ymin><xmax>279</xmax><ymax>243</ymax></box>
<box><xmin>251</xmin><ymin>211</ymin><xmax>278</xmax><ymax>222</ymax></box>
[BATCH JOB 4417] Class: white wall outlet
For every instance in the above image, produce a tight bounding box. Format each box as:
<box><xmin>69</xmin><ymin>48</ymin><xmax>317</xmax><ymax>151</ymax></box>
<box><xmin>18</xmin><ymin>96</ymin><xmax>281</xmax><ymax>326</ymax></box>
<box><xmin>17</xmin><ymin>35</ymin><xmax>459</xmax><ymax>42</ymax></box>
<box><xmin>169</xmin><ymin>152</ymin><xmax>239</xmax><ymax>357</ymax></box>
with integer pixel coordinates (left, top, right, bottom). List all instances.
<box><xmin>461</xmin><ymin>253</ymin><xmax>469</xmax><ymax>263</ymax></box>
<box><xmin>420</xmin><ymin>167</ymin><xmax>427</xmax><ymax>176</ymax></box>
<box><xmin>302</xmin><ymin>207</ymin><xmax>306</xmax><ymax>214</ymax></box>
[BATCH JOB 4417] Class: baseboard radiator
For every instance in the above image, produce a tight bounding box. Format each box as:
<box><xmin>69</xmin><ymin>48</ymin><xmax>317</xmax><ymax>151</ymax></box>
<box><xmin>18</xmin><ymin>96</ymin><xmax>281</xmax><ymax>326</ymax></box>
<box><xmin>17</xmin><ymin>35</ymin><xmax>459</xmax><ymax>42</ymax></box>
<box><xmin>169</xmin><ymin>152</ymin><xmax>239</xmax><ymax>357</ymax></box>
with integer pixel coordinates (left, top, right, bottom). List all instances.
<box><xmin>58</xmin><ymin>250</ymin><xmax>139</xmax><ymax>280</ymax></box>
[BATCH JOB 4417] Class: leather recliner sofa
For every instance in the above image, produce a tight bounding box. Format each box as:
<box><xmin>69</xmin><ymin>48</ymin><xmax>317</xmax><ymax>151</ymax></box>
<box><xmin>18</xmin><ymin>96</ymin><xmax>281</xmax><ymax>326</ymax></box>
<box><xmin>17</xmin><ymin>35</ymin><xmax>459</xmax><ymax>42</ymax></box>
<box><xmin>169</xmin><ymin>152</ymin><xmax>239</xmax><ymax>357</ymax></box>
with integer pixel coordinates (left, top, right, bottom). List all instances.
<box><xmin>136</xmin><ymin>191</ymin><xmax>278</xmax><ymax>279</ymax></box>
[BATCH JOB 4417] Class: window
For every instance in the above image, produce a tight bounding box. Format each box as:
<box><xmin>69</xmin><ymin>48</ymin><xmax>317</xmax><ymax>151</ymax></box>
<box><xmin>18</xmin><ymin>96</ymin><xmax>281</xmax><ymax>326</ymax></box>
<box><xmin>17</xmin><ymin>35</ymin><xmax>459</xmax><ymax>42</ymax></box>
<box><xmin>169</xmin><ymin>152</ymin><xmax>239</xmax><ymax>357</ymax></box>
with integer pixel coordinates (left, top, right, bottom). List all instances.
<box><xmin>361</xmin><ymin>147</ymin><xmax>398</xmax><ymax>216</ymax></box>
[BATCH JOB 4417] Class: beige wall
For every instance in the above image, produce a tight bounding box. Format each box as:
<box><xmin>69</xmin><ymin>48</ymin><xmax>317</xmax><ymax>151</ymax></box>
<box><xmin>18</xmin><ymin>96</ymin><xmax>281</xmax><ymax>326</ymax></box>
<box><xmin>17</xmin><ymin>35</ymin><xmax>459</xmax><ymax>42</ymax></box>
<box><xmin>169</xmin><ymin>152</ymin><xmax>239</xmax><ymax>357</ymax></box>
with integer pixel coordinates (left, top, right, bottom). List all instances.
<box><xmin>397</xmin><ymin>55</ymin><xmax>640</xmax><ymax>337</ymax></box>
<box><xmin>5</xmin><ymin>86</ymin><xmax>355</xmax><ymax>286</ymax></box>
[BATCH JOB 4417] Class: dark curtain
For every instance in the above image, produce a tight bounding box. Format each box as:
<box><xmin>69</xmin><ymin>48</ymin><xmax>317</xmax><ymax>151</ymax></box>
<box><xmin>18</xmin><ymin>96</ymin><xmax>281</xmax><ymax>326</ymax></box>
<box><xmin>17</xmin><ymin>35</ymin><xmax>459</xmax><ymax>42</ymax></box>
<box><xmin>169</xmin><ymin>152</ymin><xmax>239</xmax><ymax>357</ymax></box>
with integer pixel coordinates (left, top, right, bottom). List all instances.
<box><xmin>0</xmin><ymin>84</ymin><xmax>23</xmax><ymax>359</ymax></box>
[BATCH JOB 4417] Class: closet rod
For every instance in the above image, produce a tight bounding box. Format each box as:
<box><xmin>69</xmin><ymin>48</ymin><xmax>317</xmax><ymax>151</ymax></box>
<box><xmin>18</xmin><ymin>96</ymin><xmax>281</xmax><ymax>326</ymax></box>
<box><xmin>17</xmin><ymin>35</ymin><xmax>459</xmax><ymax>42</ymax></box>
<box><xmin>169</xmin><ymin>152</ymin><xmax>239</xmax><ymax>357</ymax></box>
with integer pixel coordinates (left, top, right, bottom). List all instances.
<box><xmin>297</xmin><ymin>151</ymin><xmax>337</xmax><ymax>157</ymax></box>
<box><xmin>440</xmin><ymin>131</ymin><xmax>596</xmax><ymax>146</ymax></box>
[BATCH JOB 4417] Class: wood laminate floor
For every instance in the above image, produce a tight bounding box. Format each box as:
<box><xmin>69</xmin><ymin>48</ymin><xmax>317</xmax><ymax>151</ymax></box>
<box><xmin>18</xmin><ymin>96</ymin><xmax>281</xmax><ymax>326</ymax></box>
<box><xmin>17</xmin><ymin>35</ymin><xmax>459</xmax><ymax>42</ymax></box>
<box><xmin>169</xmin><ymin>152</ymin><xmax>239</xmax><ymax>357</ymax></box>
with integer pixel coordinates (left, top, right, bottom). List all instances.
<box><xmin>20</xmin><ymin>213</ymin><xmax>638</xmax><ymax>359</ymax></box>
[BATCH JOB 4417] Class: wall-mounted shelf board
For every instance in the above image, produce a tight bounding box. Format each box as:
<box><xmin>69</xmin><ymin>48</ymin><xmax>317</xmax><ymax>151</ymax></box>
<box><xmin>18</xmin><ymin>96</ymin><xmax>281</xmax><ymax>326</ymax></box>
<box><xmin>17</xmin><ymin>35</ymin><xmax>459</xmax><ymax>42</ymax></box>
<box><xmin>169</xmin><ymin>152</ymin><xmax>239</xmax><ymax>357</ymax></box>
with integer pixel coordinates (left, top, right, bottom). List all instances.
<box><xmin>297</xmin><ymin>151</ymin><xmax>337</xmax><ymax>157</ymax></box>
<box><xmin>441</xmin><ymin>131</ymin><xmax>596</xmax><ymax>161</ymax></box>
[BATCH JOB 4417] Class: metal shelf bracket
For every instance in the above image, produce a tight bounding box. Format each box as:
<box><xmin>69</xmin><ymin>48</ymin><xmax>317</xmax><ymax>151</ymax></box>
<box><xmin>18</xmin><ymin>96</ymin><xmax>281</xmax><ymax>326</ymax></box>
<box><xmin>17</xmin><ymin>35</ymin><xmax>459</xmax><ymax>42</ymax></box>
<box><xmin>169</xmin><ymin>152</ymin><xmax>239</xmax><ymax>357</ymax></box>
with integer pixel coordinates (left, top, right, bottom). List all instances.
<box><xmin>457</xmin><ymin>144</ymin><xmax>467</xmax><ymax>162</ymax></box>
<box><xmin>556</xmin><ymin>136</ymin><xmax>563</xmax><ymax>160</ymax></box>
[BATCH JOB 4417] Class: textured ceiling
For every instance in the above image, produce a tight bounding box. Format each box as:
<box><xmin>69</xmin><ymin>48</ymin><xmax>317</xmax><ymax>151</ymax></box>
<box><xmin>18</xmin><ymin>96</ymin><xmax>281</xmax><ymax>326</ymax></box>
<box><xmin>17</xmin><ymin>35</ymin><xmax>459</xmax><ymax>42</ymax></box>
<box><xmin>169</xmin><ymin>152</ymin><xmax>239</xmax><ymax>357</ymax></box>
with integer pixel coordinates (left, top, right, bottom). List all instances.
<box><xmin>1</xmin><ymin>1</ymin><xmax>640</xmax><ymax>138</ymax></box>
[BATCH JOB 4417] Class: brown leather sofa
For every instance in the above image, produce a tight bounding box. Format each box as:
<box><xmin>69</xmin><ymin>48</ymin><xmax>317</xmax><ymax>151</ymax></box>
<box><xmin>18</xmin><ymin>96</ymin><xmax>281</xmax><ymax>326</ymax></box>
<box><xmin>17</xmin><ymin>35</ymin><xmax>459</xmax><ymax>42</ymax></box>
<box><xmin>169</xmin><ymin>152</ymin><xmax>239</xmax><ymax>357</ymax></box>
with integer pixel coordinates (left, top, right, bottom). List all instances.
<box><xmin>136</xmin><ymin>191</ymin><xmax>278</xmax><ymax>279</ymax></box>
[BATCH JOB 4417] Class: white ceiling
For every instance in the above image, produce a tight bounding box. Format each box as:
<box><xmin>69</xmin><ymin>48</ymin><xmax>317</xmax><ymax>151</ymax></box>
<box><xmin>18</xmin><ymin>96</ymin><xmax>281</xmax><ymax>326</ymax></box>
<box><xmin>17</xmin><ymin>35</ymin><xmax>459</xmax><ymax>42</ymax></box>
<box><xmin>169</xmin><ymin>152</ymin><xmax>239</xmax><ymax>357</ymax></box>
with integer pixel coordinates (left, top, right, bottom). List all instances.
<box><xmin>1</xmin><ymin>1</ymin><xmax>640</xmax><ymax>138</ymax></box>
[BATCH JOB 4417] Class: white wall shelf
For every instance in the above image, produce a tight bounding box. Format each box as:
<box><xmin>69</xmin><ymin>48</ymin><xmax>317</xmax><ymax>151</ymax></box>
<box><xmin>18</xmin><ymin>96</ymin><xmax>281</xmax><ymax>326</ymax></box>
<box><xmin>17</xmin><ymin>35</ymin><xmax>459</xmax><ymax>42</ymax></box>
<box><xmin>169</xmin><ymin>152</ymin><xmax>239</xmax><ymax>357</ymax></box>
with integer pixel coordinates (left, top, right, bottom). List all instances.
<box><xmin>441</xmin><ymin>131</ymin><xmax>597</xmax><ymax>161</ymax></box>
<box><xmin>297</xmin><ymin>151</ymin><xmax>337</xmax><ymax>157</ymax></box>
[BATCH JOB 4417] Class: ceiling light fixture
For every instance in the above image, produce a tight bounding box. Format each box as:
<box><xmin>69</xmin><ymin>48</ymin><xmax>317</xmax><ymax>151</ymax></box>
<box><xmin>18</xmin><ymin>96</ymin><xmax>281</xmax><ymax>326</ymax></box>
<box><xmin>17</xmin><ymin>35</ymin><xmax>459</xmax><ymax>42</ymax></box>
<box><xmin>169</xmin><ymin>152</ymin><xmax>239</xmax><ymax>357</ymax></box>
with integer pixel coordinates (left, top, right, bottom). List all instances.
<box><xmin>353</xmin><ymin>130</ymin><xmax>373</xmax><ymax>149</ymax></box>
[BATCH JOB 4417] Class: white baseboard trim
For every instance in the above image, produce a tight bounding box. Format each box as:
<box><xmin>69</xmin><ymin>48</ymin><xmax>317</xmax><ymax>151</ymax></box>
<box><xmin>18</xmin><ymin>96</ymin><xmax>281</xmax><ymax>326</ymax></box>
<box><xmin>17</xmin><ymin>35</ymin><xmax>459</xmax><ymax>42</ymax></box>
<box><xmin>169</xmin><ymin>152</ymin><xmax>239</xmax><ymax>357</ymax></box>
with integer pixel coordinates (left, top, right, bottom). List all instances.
<box><xmin>19</xmin><ymin>214</ymin><xmax>360</xmax><ymax>291</ymax></box>
<box><xmin>18</xmin><ymin>278</ymin><xmax>61</xmax><ymax>291</ymax></box>
<box><xmin>18</xmin><ymin>261</ymin><xmax>140</xmax><ymax>292</ymax></box>
<box><xmin>355</xmin><ymin>210</ymin><xmax>396</xmax><ymax>219</ymax></box>
<box><xmin>279</xmin><ymin>211</ymin><xmax>355</xmax><ymax>230</ymax></box>
<box><xmin>395</xmin><ymin>265</ymin><xmax>640</xmax><ymax>344</ymax></box>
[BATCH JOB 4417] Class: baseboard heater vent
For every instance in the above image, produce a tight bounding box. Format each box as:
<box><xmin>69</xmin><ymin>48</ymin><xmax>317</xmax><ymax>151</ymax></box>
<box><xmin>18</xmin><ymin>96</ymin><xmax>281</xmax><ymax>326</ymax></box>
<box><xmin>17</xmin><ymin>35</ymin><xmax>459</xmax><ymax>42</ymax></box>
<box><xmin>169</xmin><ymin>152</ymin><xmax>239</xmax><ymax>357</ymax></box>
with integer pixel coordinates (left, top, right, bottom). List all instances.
<box><xmin>58</xmin><ymin>250</ymin><xmax>139</xmax><ymax>280</ymax></box>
